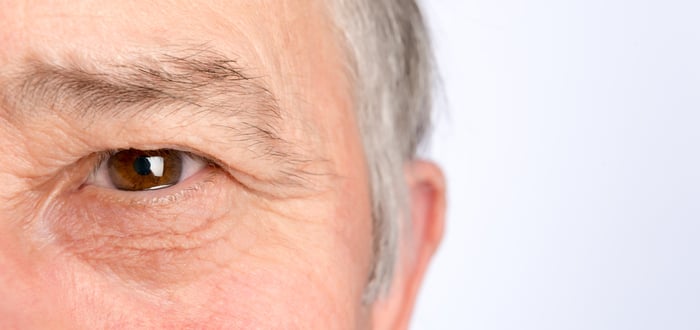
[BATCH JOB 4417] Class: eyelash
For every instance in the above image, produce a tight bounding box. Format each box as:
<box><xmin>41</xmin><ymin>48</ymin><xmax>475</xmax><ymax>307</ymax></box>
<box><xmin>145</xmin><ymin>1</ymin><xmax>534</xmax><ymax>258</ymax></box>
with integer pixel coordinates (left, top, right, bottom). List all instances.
<box><xmin>81</xmin><ymin>149</ymin><xmax>219</xmax><ymax>204</ymax></box>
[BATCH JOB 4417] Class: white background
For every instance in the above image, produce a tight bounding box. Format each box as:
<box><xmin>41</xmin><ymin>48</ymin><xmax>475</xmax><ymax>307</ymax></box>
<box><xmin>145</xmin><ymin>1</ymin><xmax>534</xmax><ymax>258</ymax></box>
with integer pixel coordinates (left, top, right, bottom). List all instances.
<box><xmin>413</xmin><ymin>0</ymin><xmax>700</xmax><ymax>329</ymax></box>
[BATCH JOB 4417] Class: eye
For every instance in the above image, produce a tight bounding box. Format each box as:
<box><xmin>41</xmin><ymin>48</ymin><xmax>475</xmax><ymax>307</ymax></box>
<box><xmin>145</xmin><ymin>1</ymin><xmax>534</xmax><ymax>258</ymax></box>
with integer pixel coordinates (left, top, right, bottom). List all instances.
<box><xmin>88</xmin><ymin>149</ymin><xmax>207</xmax><ymax>191</ymax></box>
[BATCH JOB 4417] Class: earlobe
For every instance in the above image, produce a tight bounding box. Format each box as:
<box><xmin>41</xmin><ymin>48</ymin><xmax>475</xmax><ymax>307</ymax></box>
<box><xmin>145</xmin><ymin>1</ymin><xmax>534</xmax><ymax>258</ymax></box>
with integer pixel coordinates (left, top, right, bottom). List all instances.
<box><xmin>371</xmin><ymin>160</ymin><xmax>446</xmax><ymax>329</ymax></box>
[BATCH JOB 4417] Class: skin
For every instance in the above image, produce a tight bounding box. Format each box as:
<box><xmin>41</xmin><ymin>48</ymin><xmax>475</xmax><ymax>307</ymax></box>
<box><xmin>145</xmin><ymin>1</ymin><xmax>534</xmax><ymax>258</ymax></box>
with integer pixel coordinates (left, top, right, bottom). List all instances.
<box><xmin>0</xmin><ymin>1</ymin><xmax>445</xmax><ymax>329</ymax></box>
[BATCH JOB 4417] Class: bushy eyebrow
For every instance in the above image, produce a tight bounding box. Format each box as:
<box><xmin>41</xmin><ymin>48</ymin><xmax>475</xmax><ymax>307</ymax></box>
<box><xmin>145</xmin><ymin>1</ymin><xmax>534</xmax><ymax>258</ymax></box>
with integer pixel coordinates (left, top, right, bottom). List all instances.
<box><xmin>7</xmin><ymin>48</ymin><xmax>281</xmax><ymax>132</ymax></box>
<box><xmin>1</xmin><ymin>48</ymin><xmax>319</xmax><ymax>189</ymax></box>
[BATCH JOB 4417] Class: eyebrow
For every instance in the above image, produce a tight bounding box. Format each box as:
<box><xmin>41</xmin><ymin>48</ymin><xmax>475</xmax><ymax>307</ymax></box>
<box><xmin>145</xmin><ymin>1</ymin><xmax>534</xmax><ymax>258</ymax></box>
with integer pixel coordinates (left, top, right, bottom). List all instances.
<box><xmin>1</xmin><ymin>48</ymin><xmax>316</xmax><ymax>188</ymax></box>
<box><xmin>7</xmin><ymin>48</ymin><xmax>281</xmax><ymax>128</ymax></box>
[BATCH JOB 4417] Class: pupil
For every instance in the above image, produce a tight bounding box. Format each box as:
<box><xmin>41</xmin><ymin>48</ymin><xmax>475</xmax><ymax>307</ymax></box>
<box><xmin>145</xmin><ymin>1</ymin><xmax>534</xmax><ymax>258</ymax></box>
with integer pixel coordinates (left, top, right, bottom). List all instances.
<box><xmin>133</xmin><ymin>156</ymin><xmax>152</xmax><ymax>176</ymax></box>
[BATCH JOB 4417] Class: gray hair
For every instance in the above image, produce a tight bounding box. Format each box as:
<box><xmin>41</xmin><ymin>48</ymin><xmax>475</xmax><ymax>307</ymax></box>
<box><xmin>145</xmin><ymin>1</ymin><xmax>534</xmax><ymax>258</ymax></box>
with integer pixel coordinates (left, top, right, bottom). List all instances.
<box><xmin>327</xmin><ymin>0</ymin><xmax>435</xmax><ymax>301</ymax></box>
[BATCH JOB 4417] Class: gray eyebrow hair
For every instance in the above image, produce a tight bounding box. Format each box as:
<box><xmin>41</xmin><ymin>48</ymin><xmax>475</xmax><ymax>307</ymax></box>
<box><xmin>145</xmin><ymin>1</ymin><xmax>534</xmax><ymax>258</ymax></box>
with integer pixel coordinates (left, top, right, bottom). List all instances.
<box><xmin>1</xmin><ymin>49</ymin><xmax>317</xmax><ymax>189</ymax></box>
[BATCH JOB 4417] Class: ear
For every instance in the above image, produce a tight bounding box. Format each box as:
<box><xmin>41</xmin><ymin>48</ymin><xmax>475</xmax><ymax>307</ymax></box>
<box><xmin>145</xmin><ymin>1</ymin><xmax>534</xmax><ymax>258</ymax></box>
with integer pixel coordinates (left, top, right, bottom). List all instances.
<box><xmin>371</xmin><ymin>160</ymin><xmax>446</xmax><ymax>329</ymax></box>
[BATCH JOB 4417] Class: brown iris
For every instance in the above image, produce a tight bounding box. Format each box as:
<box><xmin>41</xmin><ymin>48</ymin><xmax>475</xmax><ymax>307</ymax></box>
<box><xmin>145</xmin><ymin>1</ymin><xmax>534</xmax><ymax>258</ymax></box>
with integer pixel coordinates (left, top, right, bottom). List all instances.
<box><xmin>107</xmin><ymin>149</ymin><xmax>183</xmax><ymax>191</ymax></box>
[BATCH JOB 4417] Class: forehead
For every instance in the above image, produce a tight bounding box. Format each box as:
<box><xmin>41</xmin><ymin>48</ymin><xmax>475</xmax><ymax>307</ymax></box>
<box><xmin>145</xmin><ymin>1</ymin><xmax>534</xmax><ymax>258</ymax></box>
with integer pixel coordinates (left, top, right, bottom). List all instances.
<box><xmin>0</xmin><ymin>1</ymin><xmax>331</xmax><ymax>55</ymax></box>
<box><xmin>0</xmin><ymin>0</ymin><xmax>351</xmax><ymax>120</ymax></box>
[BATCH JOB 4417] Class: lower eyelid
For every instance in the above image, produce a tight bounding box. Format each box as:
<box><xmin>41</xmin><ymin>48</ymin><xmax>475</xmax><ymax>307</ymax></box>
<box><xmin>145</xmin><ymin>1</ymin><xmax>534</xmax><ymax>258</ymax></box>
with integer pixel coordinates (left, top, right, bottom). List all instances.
<box><xmin>56</xmin><ymin>168</ymin><xmax>233</xmax><ymax>242</ymax></box>
<box><xmin>47</xmin><ymin>170</ymin><xmax>249</xmax><ymax>288</ymax></box>
<box><xmin>81</xmin><ymin>166</ymin><xmax>219</xmax><ymax>207</ymax></box>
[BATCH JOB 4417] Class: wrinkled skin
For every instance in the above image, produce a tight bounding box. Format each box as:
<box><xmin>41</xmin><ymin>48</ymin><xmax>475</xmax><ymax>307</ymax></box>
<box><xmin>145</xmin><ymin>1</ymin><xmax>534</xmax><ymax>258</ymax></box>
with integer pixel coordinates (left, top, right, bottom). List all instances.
<box><xmin>0</xmin><ymin>1</ymin><xmax>445</xmax><ymax>329</ymax></box>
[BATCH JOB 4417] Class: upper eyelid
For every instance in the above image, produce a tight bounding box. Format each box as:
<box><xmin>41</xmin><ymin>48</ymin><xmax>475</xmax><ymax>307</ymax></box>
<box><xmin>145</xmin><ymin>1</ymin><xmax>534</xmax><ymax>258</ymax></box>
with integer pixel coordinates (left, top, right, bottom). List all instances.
<box><xmin>86</xmin><ymin>148</ymin><xmax>210</xmax><ymax>189</ymax></box>
<box><xmin>89</xmin><ymin>145</ymin><xmax>219</xmax><ymax>175</ymax></box>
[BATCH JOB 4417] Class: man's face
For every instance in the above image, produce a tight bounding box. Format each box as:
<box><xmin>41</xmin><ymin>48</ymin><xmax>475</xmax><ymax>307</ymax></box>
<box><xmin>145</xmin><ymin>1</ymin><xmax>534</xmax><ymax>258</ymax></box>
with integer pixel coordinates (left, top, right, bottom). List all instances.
<box><xmin>0</xmin><ymin>1</ymin><xmax>377</xmax><ymax>327</ymax></box>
